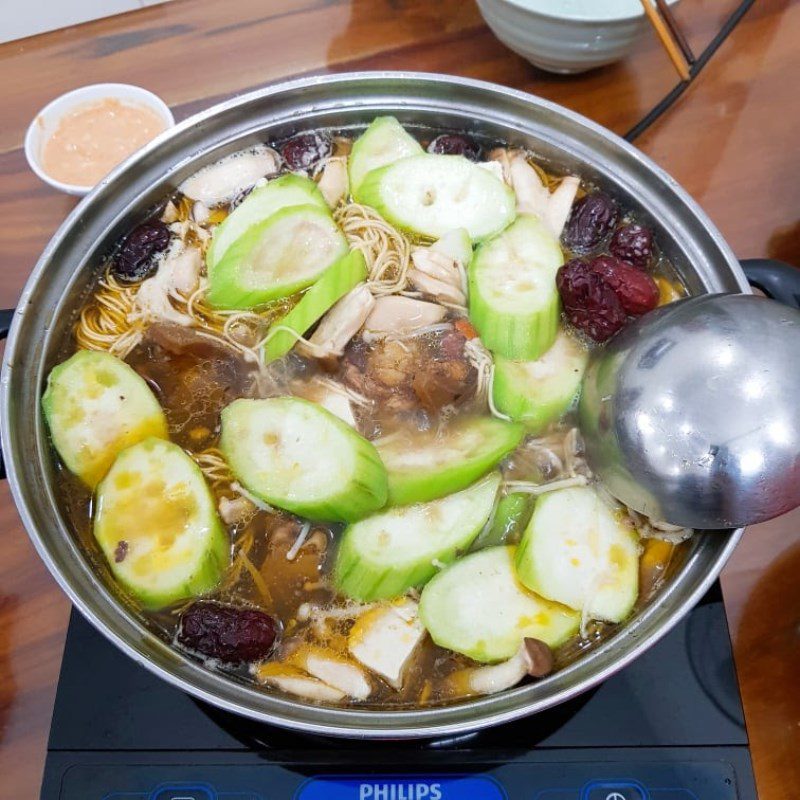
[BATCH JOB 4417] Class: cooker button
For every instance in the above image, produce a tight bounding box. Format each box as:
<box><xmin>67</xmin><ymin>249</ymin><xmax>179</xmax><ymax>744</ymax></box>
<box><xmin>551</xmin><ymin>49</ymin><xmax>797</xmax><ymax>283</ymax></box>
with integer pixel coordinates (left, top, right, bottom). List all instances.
<box><xmin>582</xmin><ymin>781</ymin><xmax>649</xmax><ymax>800</ymax></box>
<box><xmin>150</xmin><ymin>784</ymin><xmax>216</xmax><ymax>800</ymax></box>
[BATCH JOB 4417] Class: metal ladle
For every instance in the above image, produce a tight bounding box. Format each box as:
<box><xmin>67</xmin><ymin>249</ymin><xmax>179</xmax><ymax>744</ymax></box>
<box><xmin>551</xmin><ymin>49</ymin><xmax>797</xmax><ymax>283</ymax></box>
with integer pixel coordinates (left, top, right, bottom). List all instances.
<box><xmin>579</xmin><ymin>263</ymin><xmax>800</xmax><ymax>530</ymax></box>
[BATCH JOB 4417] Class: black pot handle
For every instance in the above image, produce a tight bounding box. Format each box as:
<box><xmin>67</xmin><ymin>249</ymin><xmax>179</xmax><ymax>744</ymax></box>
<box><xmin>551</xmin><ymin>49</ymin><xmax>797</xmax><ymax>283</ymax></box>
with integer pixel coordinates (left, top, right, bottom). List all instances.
<box><xmin>0</xmin><ymin>307</ymin><xmax>15</xmax><ymax>480</ymax></box>
<box><xmin>740</xmin><ymin>258</ymin><xmax>800</xmax><ymax>309</ymax></box>
<box><xmin>0</xmin><ymin>308</ymin><xmax>14</xmax><ymax>339</ymax></box>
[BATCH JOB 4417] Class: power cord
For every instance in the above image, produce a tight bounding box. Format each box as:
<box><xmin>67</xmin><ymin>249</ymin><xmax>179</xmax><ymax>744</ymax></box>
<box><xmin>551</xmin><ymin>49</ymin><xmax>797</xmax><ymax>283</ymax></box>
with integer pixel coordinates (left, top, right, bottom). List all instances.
<box><xmin>624</xmin><ymin>0</ymin><xmax>755</xmax><ymax>143</ymax></box>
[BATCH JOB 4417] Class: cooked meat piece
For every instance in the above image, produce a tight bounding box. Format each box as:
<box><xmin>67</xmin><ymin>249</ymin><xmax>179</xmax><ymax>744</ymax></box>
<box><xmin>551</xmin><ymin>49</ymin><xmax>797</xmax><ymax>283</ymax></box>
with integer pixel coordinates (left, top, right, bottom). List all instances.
<box><xmin>304</xmin><ymin>284</ymin><xmax>375</xmax><ymax>359</ymax></box>
<box><xmin>342</xmin><ymin>338</ymin><xmax>418</xmax><ymax>414</ymax></box>
<box><xmin>146</xmin><ymin>322</ymin><xmax>233</xmax><ymax>360</ymax></box>
<box><xmin>130</xmin><ymin>244</ymin><xmax>202</xmax><ymax>327</ymax></box>
<box><xmin>488</xmin><ymin>148</ymin><xmax>578</xmax><ymax>237</ymax></box>
<box><xmin>363</xmin><ymin>296</ymin><xmax>447</xmax><ymax>334</ymax></box>
<box><xmin>412</xmin><ymin>357</ymin><xmax>473</xmax><ymax>412</ymax></box>
<box><xmin>488</xmin><ymin>147</ymin><xmax>513</xmax><ymax>184</ymax></box>
<box><xmin>437</xmin><ymin>329</ymin><xmax>469</xmax><ymax>360</ymax></box>
<box><xmin>370</xmin><ymin>339</ymin><xmax>417</xmax><ymax>388</ymax></box>
<box><xmin>407</xmin><ymin>268</ymin><xmax>466</xmax><ymax>306</ymax></box>
<box><xmin>341</xmin><ymin>330</ymin><xmax>476</xmax><ymax>418</ymax></box>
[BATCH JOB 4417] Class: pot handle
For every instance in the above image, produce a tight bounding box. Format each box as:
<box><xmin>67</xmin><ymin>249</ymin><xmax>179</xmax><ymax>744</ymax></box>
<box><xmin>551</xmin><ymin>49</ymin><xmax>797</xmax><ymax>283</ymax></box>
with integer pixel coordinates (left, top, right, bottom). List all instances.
<box><xmin>741</xmin><ymin>258</ymin><xmax>800</xmax><ymax>309</ymax></box>
<box><xmin>0</xmin><ymin>307</ymin><xmax>15</xmax><ymax>480</ymax></box>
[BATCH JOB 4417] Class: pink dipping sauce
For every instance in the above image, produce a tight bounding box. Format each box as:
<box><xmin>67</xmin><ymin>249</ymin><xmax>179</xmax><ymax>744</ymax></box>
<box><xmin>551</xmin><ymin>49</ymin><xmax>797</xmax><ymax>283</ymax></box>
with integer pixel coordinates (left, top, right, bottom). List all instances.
<box><xmin>41</xmin><ymin>98</ymin><xmax>167</xmax><ymax>186</ymax></box>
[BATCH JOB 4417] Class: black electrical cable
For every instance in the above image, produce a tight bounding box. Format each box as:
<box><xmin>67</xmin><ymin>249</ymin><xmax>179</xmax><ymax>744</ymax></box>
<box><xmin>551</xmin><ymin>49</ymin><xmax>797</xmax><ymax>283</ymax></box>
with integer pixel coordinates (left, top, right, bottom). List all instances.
<box><xmin>624</xmin><ymin>0</ymin><xmax>756</xmax><ymax>143</ymax></box>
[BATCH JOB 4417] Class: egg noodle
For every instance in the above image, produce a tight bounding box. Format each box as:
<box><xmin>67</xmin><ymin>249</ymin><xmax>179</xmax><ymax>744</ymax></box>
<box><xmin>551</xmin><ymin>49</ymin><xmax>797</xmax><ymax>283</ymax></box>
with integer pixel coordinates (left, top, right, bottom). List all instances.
<box><xmin>334</xmin><ymin>201</ymin><xmax>411</xmax><ymax>296</ymax></box>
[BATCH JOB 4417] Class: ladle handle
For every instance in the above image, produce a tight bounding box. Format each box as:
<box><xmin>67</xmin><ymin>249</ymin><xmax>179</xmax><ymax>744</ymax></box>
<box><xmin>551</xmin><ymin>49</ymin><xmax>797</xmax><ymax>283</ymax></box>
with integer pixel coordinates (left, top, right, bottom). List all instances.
<box><xmin>741</xmin><ymin>259</ymin><xmax>800</xmax><ymax>309</ymax></box>
<box><xmin>0</xmin><ymin>307</ymin><xmax>15</xmax><ymax>480</ymax></box>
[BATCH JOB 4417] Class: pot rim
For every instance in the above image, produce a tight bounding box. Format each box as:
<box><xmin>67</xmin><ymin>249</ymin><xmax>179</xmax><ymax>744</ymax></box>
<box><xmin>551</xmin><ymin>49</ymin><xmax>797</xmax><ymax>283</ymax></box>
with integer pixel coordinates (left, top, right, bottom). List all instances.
<box><xmin>1</xmin><ymin>71</ymin><xmax>747</xmax><ymax>739</ymax></box>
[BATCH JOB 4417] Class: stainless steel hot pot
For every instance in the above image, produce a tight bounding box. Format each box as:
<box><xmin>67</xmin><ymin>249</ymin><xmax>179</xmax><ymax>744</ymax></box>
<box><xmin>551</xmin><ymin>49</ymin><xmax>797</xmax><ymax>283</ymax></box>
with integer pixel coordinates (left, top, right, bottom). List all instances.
<box><xmin>0</xmin><ymin>72</ymin><xmax>759</xmax><ymax>738</ymax></box>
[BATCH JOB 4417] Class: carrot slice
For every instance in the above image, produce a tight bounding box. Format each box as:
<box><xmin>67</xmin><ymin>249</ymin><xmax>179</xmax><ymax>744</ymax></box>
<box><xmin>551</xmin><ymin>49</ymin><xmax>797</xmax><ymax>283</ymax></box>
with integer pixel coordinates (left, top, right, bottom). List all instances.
<box><xmin>454</xmin><ymin>318</ymin><xmax>478</xmax><ymax>340</ymax></box>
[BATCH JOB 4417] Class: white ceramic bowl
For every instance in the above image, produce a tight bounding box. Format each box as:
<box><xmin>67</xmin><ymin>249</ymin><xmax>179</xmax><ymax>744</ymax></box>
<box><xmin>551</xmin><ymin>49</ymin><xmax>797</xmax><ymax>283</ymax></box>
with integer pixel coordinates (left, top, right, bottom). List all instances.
<box><xmin>477</xmin><ymin>0</ymin><xmax>681</xmax><ymax>74</ymax></box>
<box><xmin>25</xmin><ymin>83</ymin><xmax>175</xmax><ymax>196</ymax></box>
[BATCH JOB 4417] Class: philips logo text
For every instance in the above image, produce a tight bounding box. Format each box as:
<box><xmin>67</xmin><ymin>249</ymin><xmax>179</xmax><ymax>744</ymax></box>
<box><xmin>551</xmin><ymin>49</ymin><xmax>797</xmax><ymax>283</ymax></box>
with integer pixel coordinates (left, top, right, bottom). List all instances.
<box><xmin>358</xmin><ymin>783</ymin><xmax>443</xmax><ymax>800</ymax></box>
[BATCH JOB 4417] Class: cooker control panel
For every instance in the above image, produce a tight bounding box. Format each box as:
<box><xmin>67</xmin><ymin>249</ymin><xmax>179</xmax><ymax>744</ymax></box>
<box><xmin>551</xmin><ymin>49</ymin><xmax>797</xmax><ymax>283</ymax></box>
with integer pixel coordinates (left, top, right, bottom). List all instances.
<box><xmin>48</xmin><ymin>759</ymin><xmax>746</xmax><ymax>800</ymax></box>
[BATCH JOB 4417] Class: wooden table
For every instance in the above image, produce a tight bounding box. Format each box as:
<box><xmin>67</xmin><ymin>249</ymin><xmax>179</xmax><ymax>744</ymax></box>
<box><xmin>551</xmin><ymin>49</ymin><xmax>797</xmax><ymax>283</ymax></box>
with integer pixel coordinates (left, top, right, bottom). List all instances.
<box><xmin>1</xmin><ymin>1</ymin><xmax>798</xmax><ymax>797</ymax></box>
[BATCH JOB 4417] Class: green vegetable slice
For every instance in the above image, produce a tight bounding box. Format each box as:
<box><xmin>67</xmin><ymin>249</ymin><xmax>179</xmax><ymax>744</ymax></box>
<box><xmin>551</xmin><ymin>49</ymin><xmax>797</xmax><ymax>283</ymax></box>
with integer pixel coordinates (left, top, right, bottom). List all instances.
<box><xmin>42</xmin><ymin>350</ymin><xmax>168</xmax><ymax>488</ymax></box>
<box><xmin>207</xmin><ymin>174</ymin><xmax>329</xmax><ymax>269</ymax></box>
<box><xmin>469</xmin><ymin>214</ymin><xmax>563</xmax><ymax>359</ymax></box>
<box><xmin>472</xmin><ymin>492</ymin><xmax>532</xmax><ymax>550</ymax></box>
<box><xmin>492</xmin><ymin>328</ymin><xmax>589</xmax><ymax>432</ymax></box>
<box><xmin>349</xmin><ymin>116</ymin><xmax>424</xmax><ymax>200</ymax></box>
<box><xmin>357</xmin><ymin>154</ymin><xmax>516</xmax><ymax>241</ymax></box>
<box><xmin>375</xmin><ymin>416</ymin><xmax>523</xmax><ymax>506</ymax></box>
<box><xmin>263</xmin><ymin>250</ymin><xmax>367</xmax><ymax>363</ymax></box>
<box><xmin>94</xmin><ymin>438</ymin><xmax>229</xmax><ymax>609</ymax></box>
<box><xmin>207</xmin><ymin>204</ymin><xmax>348</xmax><ymax>309</ymax></box>
<box><xmin>334</xmin><ymin>472</ymin><xmax>501</xmax><ymax>601</ymax></box>
<box><xmin>516</xmin><ymin>486</ymin><xmax>640</xmax><ymax>624</ymax></box>
<box><xmin>419</xmin><ymin>546</ymin><xmax>580</xmax><ymax>662</ymax></box>
<box><xmin>219</xmin><ymin>397</ymin><xmax>387</xmax><ymax>522</ymax></box>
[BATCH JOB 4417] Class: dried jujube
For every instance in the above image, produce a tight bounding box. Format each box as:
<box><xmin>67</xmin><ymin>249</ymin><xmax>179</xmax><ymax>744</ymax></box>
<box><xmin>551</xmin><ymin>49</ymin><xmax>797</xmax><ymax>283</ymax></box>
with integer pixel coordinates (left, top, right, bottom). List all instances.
<box><xmin>427</xmin><ymin>133</ymin><xmax>482</xmax><ymax>161</ymax></box>
<box><xmin>587</xmin><ymin>255</ymin><xmax>660</xmax><ymax>316</ymax></box>
<box><xmin>177</xmin><ymin>601</ymin><xmax>279</xmax><ymax>663</ymax></box>
<box><xmin>610</xmin><ymin>223</ymin><xmax>654</xmax><ymax>269</ymax></box>
<box><xmin>280</xmin><ymin>132</ymin><xmax>332</xmax><ymax>171</ymax></box>
<box><xmin>562</xmin><ymin>192</ymin><xmax>619</xmax><ymax>253</ymax></box>
<box><xmin>113</xmin><ymin>220</ymin><xmax>171</xmax><ymax>283</ymax></box>
<box><xmin>556</xmin><ymin>260</ymin><xmax>628</xmax><ymax>342</ymax></box>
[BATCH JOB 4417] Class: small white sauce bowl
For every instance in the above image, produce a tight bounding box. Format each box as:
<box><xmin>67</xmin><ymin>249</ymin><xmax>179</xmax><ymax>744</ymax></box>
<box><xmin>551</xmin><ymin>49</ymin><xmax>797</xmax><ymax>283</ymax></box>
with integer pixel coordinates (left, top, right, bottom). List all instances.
<box><xmin>25</xmin><ymin>83</ymin><xmax>175</xmax><ymax>197</ymax></box>
<box><xmin>476</xmin><ymin>0</ymin><xmax>681</xmax><ymax>74</ymax></box>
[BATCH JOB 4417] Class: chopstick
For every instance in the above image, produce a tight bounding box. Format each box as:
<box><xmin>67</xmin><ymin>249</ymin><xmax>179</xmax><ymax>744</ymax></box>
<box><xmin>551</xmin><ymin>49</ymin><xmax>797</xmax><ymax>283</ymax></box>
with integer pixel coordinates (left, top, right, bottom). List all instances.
<box><xmin>639</xmin><ymin>0</ymin><xmax>692</xmax><ymax>81</ymax></box>
<box><xmin>654</xmin><ymin>0</ymin><xmax>696</xmax><ymax>65</ymax></box>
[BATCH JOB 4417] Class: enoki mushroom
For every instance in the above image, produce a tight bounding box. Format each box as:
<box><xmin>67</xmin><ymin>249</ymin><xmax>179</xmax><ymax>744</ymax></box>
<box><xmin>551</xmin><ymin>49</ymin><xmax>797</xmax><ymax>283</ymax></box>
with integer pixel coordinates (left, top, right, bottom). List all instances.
<box><xmin>504</xmin><ymin>475</ymin><xmax>589</xmax><ymax>495</ymax></box>
<box><xmin>627</xmin><ymin>509</ymin><xmax>693</xmax><ymax>543</ymax></box>
<box><xmin>311</xmin><ymin>375</ymin><xmax>373</xmax><ymax>408</ymax></box>
<box><xmin>286</xmin><ymin>521</ymin><xmax>312</xmax><ymax>562</ymax></box>
<box><xmin>464</xmin><ymin>337</ymin><xmax>512</xmax><ymax>421</ymax></box>
<box><xmin>361</xmin><ymin>321</ymin><xmax>453</xmax><ymax>345</ymax></box>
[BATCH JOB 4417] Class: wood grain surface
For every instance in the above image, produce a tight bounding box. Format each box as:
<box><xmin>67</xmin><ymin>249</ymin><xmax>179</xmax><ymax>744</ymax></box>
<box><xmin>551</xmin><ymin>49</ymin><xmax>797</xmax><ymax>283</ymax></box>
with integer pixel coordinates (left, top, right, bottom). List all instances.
<box><xmin>1</xmin><ymin>1</ymin><xmax>798</xmax><ymax>797</ymax></box>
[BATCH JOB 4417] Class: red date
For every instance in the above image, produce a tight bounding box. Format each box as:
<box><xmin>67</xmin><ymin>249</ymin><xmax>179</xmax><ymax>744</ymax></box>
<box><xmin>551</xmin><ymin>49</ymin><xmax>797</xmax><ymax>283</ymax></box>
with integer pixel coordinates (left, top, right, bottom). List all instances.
<box><xmin>114</xmin><ymin>220</ymin><xmax>171</xmax><ymax>283</ymax></box>
<box><xmin>428</xmin><ymin>133</ymin><xmax>482</xmax><ymax>161</ymax></box>
<box><xmin>177</xmin><ymin>601</ymin><xmax>279</xmax><ymax>664</ymax></box>
<box><xmin>610</xmin><ymin>223</ymin><xmax>654</xmax><ymax>269</ymax></box>
<box><xmin>562</xmin><ymin>192</ymin><xmax>619</xmax><ymax>253</ymax></box>
<box><xmin>557</xmin><ymin>260</ymin><xmax>628</xmax><ymax>342</ymax></box>
<box><xmin>588</xmin><ymin>255</ymin><xmax>659</xmax><ymax>316</ymax></box>
<box><xmin>280</xmin><ymin>132</ymin><xmax>332</xmax><ymax>171</ymax></box>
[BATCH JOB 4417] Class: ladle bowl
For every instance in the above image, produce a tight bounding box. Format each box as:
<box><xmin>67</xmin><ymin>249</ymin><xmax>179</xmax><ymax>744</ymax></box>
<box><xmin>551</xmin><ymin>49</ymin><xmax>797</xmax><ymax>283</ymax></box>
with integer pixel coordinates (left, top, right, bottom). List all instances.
<box><xmin>579</xmin><ymin>293</ymin><xmax>800</xmax><ymax>529</ymax></box>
